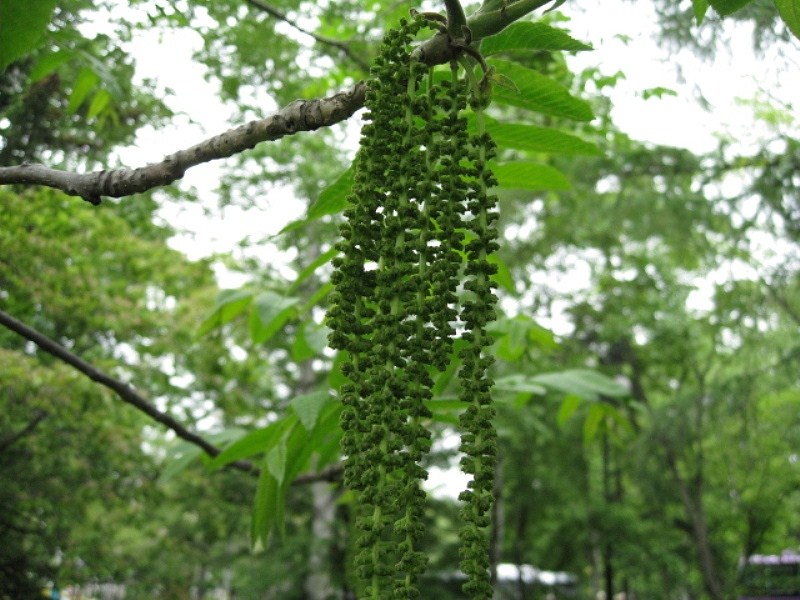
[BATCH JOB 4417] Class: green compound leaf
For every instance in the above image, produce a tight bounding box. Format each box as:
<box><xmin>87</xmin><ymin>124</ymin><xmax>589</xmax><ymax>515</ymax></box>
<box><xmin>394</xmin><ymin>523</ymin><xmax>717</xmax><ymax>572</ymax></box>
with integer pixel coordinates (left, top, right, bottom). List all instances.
<box><xmin>0</xmin><ymin>0</ymin><xmax>57</xmax><ymax>71</ymax></box>
<box><xmin>479</xmin><ymin>115</ymin><xmax>600</xmax><ymax>156</ymax></box>
<box><xmin>480</xmin><ymin>21</ymin><xmax>592</xmax><ymax>55</ymax></box>
<box><xmin>776</xmin><ymin>0</ymin><xmax>800</xmax><ymax>40</ymax></box>
<box><xmin>307</xmin><ymin>166</ymin><xmax>353</xmax><ymax>220</ymax></box>
<box><xmin>252</xmin><ymin>465</ymin><xmax>283</xmax><ymax>549</ymax></box>
<box><xmin>208</xmin><ymin>415</ymin><xmax>298</xmax><ymax>470</ymax></box>
<box><xmin>249</xmin><ymin>291</ymin><xmax>299</xmax><ymax>344</ymax></box>
<box><xmin>488</xmin><ymin>58</ymin><xmax>594</xmax><ymax>121</ymax></box>
<box><xmin>708</xmin><ymin>0</ymin><xmax>755</xmax><ymax>15</ymax></box>
<box><xmin>493</xmin><ymin>161</ymin><xmax>571</xmax><ymax>191</ymax></box>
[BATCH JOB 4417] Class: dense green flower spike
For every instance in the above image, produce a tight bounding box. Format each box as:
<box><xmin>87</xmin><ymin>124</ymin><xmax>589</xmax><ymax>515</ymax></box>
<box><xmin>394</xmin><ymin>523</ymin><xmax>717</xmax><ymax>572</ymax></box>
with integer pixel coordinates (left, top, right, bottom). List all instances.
<box><xmin>327</xmin><ymin>13</ymin><xmax>498</xmax><ymax>600</ymax></box>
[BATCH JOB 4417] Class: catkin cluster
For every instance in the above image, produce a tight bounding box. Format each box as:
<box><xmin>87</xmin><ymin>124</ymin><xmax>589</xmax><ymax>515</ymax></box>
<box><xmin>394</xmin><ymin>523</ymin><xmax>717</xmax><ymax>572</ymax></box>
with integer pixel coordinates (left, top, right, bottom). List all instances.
<box><xmin>327</xmin><ymin>15</ymin><xmax>499</xmax><ymax>600</ymax></box>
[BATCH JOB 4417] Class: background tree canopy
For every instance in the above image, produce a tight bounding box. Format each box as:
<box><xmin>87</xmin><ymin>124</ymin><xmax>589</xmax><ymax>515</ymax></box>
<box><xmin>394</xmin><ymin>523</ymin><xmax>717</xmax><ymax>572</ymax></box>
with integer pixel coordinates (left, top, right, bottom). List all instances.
<box><xmin>0</xmin><ymin>0</ymin><xmax>798</xmax><ymax>599</ymax></box>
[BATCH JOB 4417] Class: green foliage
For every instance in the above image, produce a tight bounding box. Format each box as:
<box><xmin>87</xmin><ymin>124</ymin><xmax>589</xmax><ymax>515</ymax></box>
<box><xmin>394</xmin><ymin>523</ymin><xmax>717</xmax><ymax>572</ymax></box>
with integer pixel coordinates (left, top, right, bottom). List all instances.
<box><xmin>0</xmin><ymin>0</ymin><xmax>57</xmax><ymax>70</ymax></box>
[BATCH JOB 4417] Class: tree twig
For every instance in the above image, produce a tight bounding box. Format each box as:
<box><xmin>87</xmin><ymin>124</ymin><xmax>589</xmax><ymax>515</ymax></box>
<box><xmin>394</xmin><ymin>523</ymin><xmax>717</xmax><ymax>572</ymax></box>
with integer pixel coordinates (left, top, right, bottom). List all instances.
<box><xmin>0</xmin><ymin>82</ymin><xmax>368</xmax><ymax>204</ymax></box>
<box><xmin>244</xmin><ymin>0</ymin><xmax>371</xmax><ymax>72</ymax></box>
<box><xmin>0</xmin><ymin>409</ymin><xmax>48</xmax><ymax>452</ymax></box>
<box><xmin>0</xmin><ymin>308</ymin><xmax>343</xmax><ymax>485</ymax></box>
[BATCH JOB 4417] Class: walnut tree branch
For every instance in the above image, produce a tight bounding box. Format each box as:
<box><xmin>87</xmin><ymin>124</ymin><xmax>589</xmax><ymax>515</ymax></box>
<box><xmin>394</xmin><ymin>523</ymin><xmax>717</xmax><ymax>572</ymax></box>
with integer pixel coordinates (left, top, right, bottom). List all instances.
<box><xmin>0</xmin><ymin>82</ymin><xmax>367</xmax><ymax>204</ymax></box>
<box><xmin>0</xmin><ymin>1</ymin><xmax>552</xmax><ymax>204</ymax></box>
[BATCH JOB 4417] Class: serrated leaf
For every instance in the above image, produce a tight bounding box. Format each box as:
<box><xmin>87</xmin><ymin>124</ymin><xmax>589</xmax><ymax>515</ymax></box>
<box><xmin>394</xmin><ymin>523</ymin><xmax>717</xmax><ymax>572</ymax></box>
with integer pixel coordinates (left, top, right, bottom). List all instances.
<box><xmin>291</xmin><ymin>390</ymin><xmax>331</xmax><ymax>431</ymax></box>
<box><xmin>197</xmin><ymin>289</ymin><xmax>253</xmax><ymax>337</ymax></box>
<box><xmin>481</xmin><ymin>21</ymin><xmax>592</xmax><ymax>55</ymax></box>
<box><xmin>494</xmin><ymin>374</ymin><xmax>548</xmax><ymax>395</ymax></box>
<box><xmin>776</xmin><ymin>0</ymin><xmax>800</xmax><ymax>40</ymax></box>
<box><xmin>67</xmin><ymin>68</ymin><xmax>100</xmax><ymax>114</ymax></box>
<box><xmin>493</xmin><ymin>161</ymin><xmax>571</xmax><ymax>191</ymax></box>
<box><xmin>249</xmin><ymin>291</ymin><xmax>299</xmax><ymax>344</ymax></box>
<box><xmin>482</xmin><ymin>116</ymin><xmax>600</xmax><ymax>156</ymax></box>
<box><xmin>531</xmin><ymin>369</ymin><xmax>629</xmax><ymax>401</ymax></box>
<box><xmin>556</xmin><ymin>394</ymin><xmax>583</xmax><ymax>428</ymax></box>
<box><xmin>489</xmin><ymin>58</ymin><xmax>594</xmax><ymax>121</ymax></box>
<box><xmin>692</xmin><ymin>0</ymin><xmax>710</xmax><ymax>23</ymax></box>
<box><xmin>708</xmin><ymin>0</ymin><xmax>754</xmax><ymax>15</ymax></box>
<box><xmin>0</xmin><ymin>0</ymin><xmax>57</xmax><ymax>71</ymax></box>
<box><xmin>307</xmin><ymin>167</ymin><xmax>353</xmax><ymax>220</ymax></box>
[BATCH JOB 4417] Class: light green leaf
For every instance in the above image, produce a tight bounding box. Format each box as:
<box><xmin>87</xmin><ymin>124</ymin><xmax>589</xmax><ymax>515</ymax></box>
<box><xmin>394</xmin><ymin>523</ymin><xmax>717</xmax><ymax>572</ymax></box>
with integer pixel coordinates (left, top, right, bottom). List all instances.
<box><xmin>197</xmin><ymin>289</ymin><xmax>254</xmax><ymax>337</ymax></box>
<box><xmin>291</xmin><ymin>390</ymin><xmax>331</xmax><ymax>431</ymax></box>
<box><xmin>307</xmin><ymin>167</ymin><xmax>353</xmax><ymax>220</ymax></box>
<box><xmin>28</xmin><ymin>50</ymin><xmax>71</xmax><ymax>82</ymax></box>
<box><xmin>488</xmin><ymin>253</ymin><xmax>516</xmax><ymax>294</ymax></box>
<box><xmin>708</xmin><ymin>0</ymin><xmax>755</xmax><ymax>15</ymax></box>
<box><xmin>288</xmin><ymin>247</ymin><xmax>338</xmax><ymax>293</ymax></box>
<box><xmin>249</xmin><ymin>291</ymin><xmax>299</xmax><ymax>344</ymax></box>
<box><xmin>266</xmin><ymin>441</ymin><xmax>288</xmax><ymax>486</ymax></box>
<box><xmin>491</xmin><ymin>315</ymin><xmax>531</xmax><ymax>362</ymax></box>
<box><xmin>776</xmin><ymin>0</ymin><xmax>800</xmax><ymax>40</ymax></box>
<box><xmin>291</xmin><ymin>322</ymin><xmax>330</xmax><ymax>362</ymax></box>
<box><xmin>67</xmin><ymin>68</ymin><xmax>100</xmax><ymax>114</ymax></box>
<box><xmin>0</xmin><ymin>0</ymin><xmax>57</xmax><ymax>71</ymax></box>
<box><xmin>692</xmin><ymin>0</ymin><xmax>710</xmax><ymax>23</ymax></box>
<box><xmin>557</xmin><ymin>394</ymin><xmax>583</xmax><ymax>428</ymax></box>
<box><xmin>532</xmin><ymin>369</ymin><xmax>629</xmax><ymax>401</ymax></box>
<box><xmin>481</xmin><ymin>21</ymin><xmax>592</xmax><ymax>55</ymax></box>
<box><xmin>493</xmin><ymin>161</ymin><xmax>571</xmax><ymax>191</ymax></box>
<box><xmin>642</xmin><ymin>87</ymin><xmax>678</xmax><ymax>100</ymax></box>
<box><xmin>481</xmin><ymin>116</ymin><xmax>601</xmax><ymax>156</ymax></box>
<box><xmin>494</xmin><ymin>374</ymin><xmax>548</xmax><ymax>395</ymax></box>
<box><xmin>208</xmin><ymin>415</ymin><xmax>297</xmax><ymax>470</ymax></box>
<box><xmin>582</xmin><ymin>403</ymin><xmax>605</xmax><ymax>445</ymax></box>
<box><xmin>159</xmin><ymin>442</ymin><xmax>203</xmax><ymax>482</ymax></box>
<box><xmin>87</xmin><ymin>88</ymin><xmax>112</xmax><ymax>119</ymax></box>
<box><xmin>488</xmin><ymin>58</ymin><xmax>594</xmax><ymax>121</ymax></box>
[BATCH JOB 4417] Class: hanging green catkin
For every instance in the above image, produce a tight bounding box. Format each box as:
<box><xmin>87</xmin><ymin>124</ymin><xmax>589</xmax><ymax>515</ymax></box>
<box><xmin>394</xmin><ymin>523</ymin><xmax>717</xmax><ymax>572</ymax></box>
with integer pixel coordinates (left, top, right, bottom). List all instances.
<box><xmin>328</xmin><ymin>12</ymin><xmax>499</xmax><ymax>600</ymax></box>
<box><xmin>456</xmin><ymin>62</ymin><xmax>499</xmax><ymax>600</ymax></box>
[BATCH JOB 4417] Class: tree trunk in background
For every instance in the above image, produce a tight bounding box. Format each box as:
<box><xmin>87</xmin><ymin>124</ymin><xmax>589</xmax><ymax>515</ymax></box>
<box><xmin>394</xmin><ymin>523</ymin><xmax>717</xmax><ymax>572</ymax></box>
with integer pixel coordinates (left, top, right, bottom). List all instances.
<box><xmin>305</xmin><ymin>480</ymin><xmax>337</xmax><ymax>599</ymax></box>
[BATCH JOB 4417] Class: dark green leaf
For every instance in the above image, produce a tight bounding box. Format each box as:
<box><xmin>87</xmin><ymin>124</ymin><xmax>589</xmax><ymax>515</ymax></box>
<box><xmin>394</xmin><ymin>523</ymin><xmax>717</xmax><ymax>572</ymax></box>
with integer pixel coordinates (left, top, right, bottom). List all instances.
<box><xmin>252</xmin><ymin>466</ymin><xmax>281</xmax><ymax>550</ymax></box>
<box><xmin>0</xmin><ymin>0</ymin><xmax>57</xmax><ymax>71</ymax></box>
<box><xmin>493</xmin><ymin>161</ymin><xmax>571</xmax><ymax>191</ymax></box>
<box><xmin>28</xmin><ymin>50</ymin><xmax>71</xmax><ymax>82</ymax></box>
<box><xmin>708</xmin><ymin>0</ymin><xmax>755</xmax><ymax>15</ymax></box>
<box><xmin>481</xmin><ymin>21</ymin><xmax>592</xmax><ymax>55</ymax></box>
<box><xmin>489</xmin><ymin>59</ymin><xmax>594</xmax><ymax>121</ymax></box>
<box><xmin>266</xmin><ymin>441</ymin><xmax>288</xmax><ymax>486</ymax></box>
<box><xmin>582</xmin><ymin>403</ymin><xmax>605</xmax><ymax>444</ymax></box>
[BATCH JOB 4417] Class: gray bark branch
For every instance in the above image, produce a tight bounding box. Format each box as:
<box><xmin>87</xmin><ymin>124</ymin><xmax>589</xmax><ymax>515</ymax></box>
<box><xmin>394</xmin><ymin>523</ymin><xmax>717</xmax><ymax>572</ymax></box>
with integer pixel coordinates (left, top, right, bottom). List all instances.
<box><xmin>0</xmin><ymin>82</ymin><xmax>367</xmax><ymax>204</ymax></box>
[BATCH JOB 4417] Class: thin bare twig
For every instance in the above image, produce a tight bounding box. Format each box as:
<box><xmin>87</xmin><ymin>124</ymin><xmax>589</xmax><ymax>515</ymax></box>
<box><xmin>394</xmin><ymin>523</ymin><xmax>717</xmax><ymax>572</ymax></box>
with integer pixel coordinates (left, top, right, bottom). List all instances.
<box><xmin>0</xmin><ymin>309</ymin><xmax>343</xmax><ymax>485</ymax></box>
<box><xmin>244</xmin><ymin>0</ymin><xmax>371</xmax><ymax>72</ymax></box>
